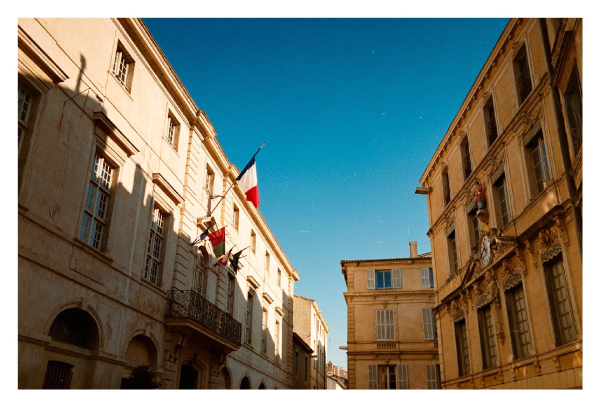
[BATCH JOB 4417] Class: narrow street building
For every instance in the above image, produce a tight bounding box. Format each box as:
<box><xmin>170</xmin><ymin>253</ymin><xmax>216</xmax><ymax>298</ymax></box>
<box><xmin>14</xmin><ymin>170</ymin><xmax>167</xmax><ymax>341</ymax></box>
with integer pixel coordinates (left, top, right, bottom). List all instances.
<box><xmin>416</xmin><ymin>18</ymin><xmax>582</xmax><ymax>389</ymax></box>
<box><xmin>18</xmin><ymin>18</ymin><xmax>299</xmax><ymax>389</ymax></box>
<box><xmin>341</xmin><ymin>242</ymin><xmax>440</xmax><ymax>389</ymax></box>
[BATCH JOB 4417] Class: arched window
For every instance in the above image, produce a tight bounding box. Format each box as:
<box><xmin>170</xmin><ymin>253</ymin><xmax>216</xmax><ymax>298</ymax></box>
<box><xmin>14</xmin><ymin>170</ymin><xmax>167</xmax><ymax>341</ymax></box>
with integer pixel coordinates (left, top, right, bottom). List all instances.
<box><xmin>240</xmin><ymin>376</ymin><xmax>251</xmax><ymax>389</ymax></box>
<box><xmin>48</xmin><ymin>308</ymin><xmax>99</xmax><ymax>350</ymax></box>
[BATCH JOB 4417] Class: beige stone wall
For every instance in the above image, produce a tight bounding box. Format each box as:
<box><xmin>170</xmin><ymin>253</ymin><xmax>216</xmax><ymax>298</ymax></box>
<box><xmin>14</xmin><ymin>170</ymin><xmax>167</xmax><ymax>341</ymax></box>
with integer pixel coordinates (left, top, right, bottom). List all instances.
<box><xmin>419</xmin><ymin>18</ymin><xmax>582</xmax><ymax>389</ymax></box>
<box><xmin>18</xmin><ymin>18</ymin><xmax>298</xmax><ymax>389</ymax></box>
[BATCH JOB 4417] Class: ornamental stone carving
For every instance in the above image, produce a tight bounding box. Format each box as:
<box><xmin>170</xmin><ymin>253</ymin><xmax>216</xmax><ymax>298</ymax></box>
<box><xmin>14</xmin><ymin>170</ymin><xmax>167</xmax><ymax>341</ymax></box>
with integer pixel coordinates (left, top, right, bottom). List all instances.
<box><xmin>481</xmin><ymin>91</ymin><xmax>491</xmax><ymax>103</ymax></box>
<box><xmin>512</xmin><ymin>40</ymin><xmax>523</xmax><ymax>58</ymax></box>
<box><xmin>539</xmin><ymin>228</ymin><xmax>562</xmax><ymax>263</ymax></box>
<box><xmin>476</xmin><ymin>270</ymin><xmax>499</xmax><ymax>308</ymax></box>
<box><xmin>503</xmin><ymin>272</ymin><xmax>522</xmax><ymax>291</ymax></box>
<box><xmin>454</xmin><ymin>309</ymin><xmax>466</xmax><ymax>322</ymax></box>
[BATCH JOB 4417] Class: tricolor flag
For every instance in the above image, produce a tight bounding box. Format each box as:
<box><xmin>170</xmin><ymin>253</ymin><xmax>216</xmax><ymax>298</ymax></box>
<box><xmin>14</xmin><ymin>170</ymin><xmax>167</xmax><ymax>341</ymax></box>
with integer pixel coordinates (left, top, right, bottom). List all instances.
<box><xmin>236</xmin><ymin>142</ymin><xmax>265</xmax><ymax>209</ymax></box>
<box><xmin>230</xmin><ymin>249</ymin><xmax>244</xmax><ymax>273</ymax></box>
<box><xmin>218</xmin><ymin>247</ymin><xmax>233</xmax><ymax>267</ymax></box>
<box><xmin>208</xmin><ymin>227</ymin><xmax>226</xmax><ymax>258</ymax></box>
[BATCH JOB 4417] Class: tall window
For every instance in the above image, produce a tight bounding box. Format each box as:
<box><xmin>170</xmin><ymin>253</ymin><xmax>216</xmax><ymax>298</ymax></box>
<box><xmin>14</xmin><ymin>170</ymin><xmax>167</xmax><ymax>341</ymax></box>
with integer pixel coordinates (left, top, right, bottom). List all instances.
<box><xmin>305</xmin><ymin>355</ymin><xmax>308</xmax><ymax>381</ymax></box>
<box><xmin>525</xmin><ymin>129</ymin><xmax>551</xmax><ymax>196</ymax></box>
<box><xmin>422</xmin><ymin>308</ymin><xmax>436</xmax><ymax>340</ymax></box>
<box><xmin>376</xmin><ymin>309</ymin><xmax>395</xmax><ymax>341</ymax></box>
<box><xmin>563</xmin><ymin>66</ymin><xmax>582</xmax><ymax>154</ymax></box>
<box><xmin>368</xmin><ymin>365</ymin><xmax>397</xmax><ymax>389</ymax></box>
<box><xmin>265</xmin><ymin>251</ymin><xmax>270</xmax><ymax>274</ymax></box>
<box><xmin>467</xmin><ymin>206</ymin><xmax>480</xmax><ymax>252</ymax></box>
<box><xmin>166</xmin><ymin>113</ymin><xmax>179</xmax><ymax>150</ymax></box>
<box><xmin>455</xmin><ymin>318</ymin><xmax>470</xmax><ymax>376</ymax></box>
<box><xmin>245</xmin><ymin>291</ymin><xmax>254</xmax><ymax>343</ymax></box>
<box><xmin>493</xmin><ymin>172</ymin><xmax>511</xmax><ymax>228</ymax></box>
<box><xmin>112</xmin><ymin>44</ymin><xmax>134</xmax><ymax>91</ymax></box>
<box><xmin>233</xmin><ymin>204</ymin><xmax>240</xmax><ymax>230</ymax></box>
<box><xmin>277</xmin><ymin>269</ymin><xmax>282</xmax><ymax>287</ymax></box>
<box><xmin>506</xmin><ymin>283</ymin><xmax>532</xmax><ymax>359</ymax></box>
<box><xmin>261</xmin><ymin>308</ymin><xmax>268</xmax><ymax>353</ymax></box>
<box><xmin>426</xmin><ymin>365</ymin><xmax>441</xmax><ymax>389</ymax></box>
<box><xmin>442</xmin><ymin>169</ymin><xmax>451</xmax><ymax>206</ymax></box>
<box><xmin>478</xmin><ymin>304</ymin><xmax>498</xmax><ymax>369</ymax></box>
<box><xmin>226</xmin><ymin>275</ymin><xmax>235</xmax><ymax>314</ymax></box>
<box><xmin>461</xmin><ymin>138</ymin><xmax>472</xmax><ymax>180</ymax></box>
<box><xmin>295</xmin><ymin>349</ymin><xmax>299</xmax><ymax>375</ymax></box>
<box><xmin>145</xmin><ymin>207</ymin><xmax>166</xmax><ymax>285</ymax></box>
<box><xmin>447</xmin><ymin>229</ymin><xmax>458</xmax><ymax>276</ymax></box>
<box><xmin>484</xmin><ymin>98</ymin><xmax>498</xmax><ymax>146</ymax></box>
<box><xmin>250</xmin><ymin>230</ymin><xmax>256</xmax><ymax>253</ymax></box>
<box><xmin>80</xmin><ymin>154</ymin><xmax>115</xmax><ymax>250</ymax></box>
<box><xmin>514</xmin><ymin>47</ymin><xmax>532</xmax><ymax>104</ymax></box>
<box><xmin>193</xmin><ymin>256</ymin><xmax>204</xmax><ymax>295</ymax></box>
<box><xmin>18</xmin><ymin>85</ymin><xmax>33</xmax><ymax>155</ymax></box>
<box><xmin>544</xmin><ymin>255</ymin><xmax>577</xmax><ymax>346</ymax></box>
<box><xmin>43</xmin><ymin>361</ymin><xmax>73</xmax><ymax>389</ymax></box>
<box><xmin>275</xmin><ymin>320</ymin><xmax>280</xmax><ymax>357</ymax></box>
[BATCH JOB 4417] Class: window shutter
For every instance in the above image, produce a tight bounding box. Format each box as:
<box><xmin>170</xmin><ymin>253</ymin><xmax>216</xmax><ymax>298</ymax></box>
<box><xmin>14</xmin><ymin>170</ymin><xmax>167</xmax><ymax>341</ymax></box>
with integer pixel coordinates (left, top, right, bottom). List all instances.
<box><xmin>421</xmin><ymin>267</ymin><xmax>429</xmax><ymax>287</ymax></box>
<box><xmin>368</xmin><ymin>365</ymin><xmax>378</xmax><ymax>389</ymax></box>
<box><xmin>397</xmin><ymin>364</ymin><xmax>408</xmax><ymax>389</ymax></box>
<box><xmin>367</xmin><ymin>270</ymin><xmax>375</xmax><ymax>289</ymax></box>
<box><xmin>429</xmin><ymin>268</ymin><xmax>434</xmax><ymax>288</ymax></box>
<box><xmin>392</xmin><ymin>269</ymin><xmax>402</xmax><ymax>288</ymax></box>
<box><xmin>422</xmin><ymin>309</ymin><xmax>434</xmax><ymax>340</ymax></box>
<box><xmin>376</xmin><ymin>310</ymin><xmax>383</xmax><ymax>340</ymax></box>
<box><xmin>387</xmin><ymin>309</ymin><xmax>395</xmax><ymax>340</ymax></box>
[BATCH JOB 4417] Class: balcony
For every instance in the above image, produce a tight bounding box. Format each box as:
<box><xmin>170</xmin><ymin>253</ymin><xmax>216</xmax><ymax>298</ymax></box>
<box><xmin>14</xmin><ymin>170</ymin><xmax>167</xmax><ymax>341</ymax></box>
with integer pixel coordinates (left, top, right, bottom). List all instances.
<box><xmin>165</xmin><ymin>290</ymin><xmax>242</xmax><ymax>352</ymax></box>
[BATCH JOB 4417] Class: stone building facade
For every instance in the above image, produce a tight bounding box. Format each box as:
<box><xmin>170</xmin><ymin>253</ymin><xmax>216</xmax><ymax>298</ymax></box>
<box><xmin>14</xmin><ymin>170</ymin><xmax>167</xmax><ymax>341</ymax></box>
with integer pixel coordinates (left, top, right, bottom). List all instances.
<box><xmin>18</xmin><ymin>18</ymin><xmax>299</xmax><ymax>389</ymax></box>
<box><xmin>416</xmin><ymin>18</ymin><xmax>582</xmax><ymax>389</ymax></box>
<box><xmin>292</xmin><ymin>332</ymin><xmax>313</xmax><ymax>389</ymax></box>
<box><xmin>293</xmin><ymin>295</ymin><xmax>329</xmax><ymax>389</ymax></box>
<box><xmin>341</xmin><ymin>242</ymin><xmax>440</xmax><ymax>389</ymax></box>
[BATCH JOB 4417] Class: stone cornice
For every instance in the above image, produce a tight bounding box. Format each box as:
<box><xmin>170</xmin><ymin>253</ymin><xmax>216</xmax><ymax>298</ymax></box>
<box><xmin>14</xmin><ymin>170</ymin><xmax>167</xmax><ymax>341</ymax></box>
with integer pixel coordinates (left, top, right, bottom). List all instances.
<box><xmin>18</xmin><ymin>25</ymin><xmax>69</xmax><ymax>84</ymax></box>
<box><xmin>152</xmin><ymin>173</ymin><xmax>183</xmax><ymax>206</ymax></box>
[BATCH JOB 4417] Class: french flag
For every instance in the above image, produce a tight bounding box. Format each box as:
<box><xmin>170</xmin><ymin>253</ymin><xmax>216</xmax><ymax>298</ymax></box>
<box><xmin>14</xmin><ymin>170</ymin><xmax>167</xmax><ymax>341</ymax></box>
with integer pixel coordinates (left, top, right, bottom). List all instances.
<box><xmin>236</xmin><ymin>156</ymin><xmax>259</xmax><ymax>208</ymax></box>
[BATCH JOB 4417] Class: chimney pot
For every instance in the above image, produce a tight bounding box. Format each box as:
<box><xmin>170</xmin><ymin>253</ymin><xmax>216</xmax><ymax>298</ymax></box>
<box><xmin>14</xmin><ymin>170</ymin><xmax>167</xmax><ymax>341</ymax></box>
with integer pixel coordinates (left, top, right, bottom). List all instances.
<box><xmin>409</xmin><ymin>241</ymin><xmax>418</xmax><ymax>258</ymax></box>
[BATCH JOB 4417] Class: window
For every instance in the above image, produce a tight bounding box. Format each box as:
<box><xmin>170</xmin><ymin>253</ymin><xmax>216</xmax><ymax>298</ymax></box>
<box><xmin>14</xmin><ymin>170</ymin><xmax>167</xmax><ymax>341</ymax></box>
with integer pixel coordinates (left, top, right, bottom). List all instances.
<box><xmin>426</xmin><ymin>365</ymin><xmax>441</xmax><ymax>389</ymax></box>
<box><xmin>112</xmin><ymin>44</ymin><xmax>134</xmax><ymax>91</ymax></box>
<box><xmin>421</xmin><ymin>267</ymin><xmax>434</xmax><ymax>288</ymax></box>
<box><xmin>544</xmin><ymin>255</ymin><xmax>577</xmax><ymax>346</ymax></box>
<box><xmin>165</xmin><ymin>113</ymin><xmax>180</xmax><ymax>150</ymax></box>
<box><xmin>467</xmin><ymin>204</ymin><xmax>480</xmax><ymax>252</ymax></box>
<box><xmin>442</xmin><ymin>169</ymin><xmax>451</xmax><ymax>206</ymax></box>
<box><xmin>144</xmin><ymin>207</ymin><xmax>166</xmax><ymax>285</ymax></box>
<box><xmin>265</xmin><ymin>251</ymin><xmax>270</xmax><ymax>274</ymax></box>
<box><xmin>484</xmin><ymin>97</ymin><xmax>498</xmax><ymax>146</ymax></box>
<box><xmin>422</xmin><ymin>308</ymin><xmax>436</xmax><ymax>340</ymax></box>
<box><xmin>478</xmin><ymin>304</ymin><xmax>498</xmax><ymax>369</ymax></box>
<box><xmin>233</xmin><ymin>204</ymin><xmax>240</xmax><ymax>230</ymax></box>
<box><xmin>18</xmin><ymin>85</ymin><xmax>33</xmax><ymax>156</ymax></box>
<box><xmin>514</xmin><ymin>46</ymin><xmax>533</xmax><ymax>104</ymax></box>
<box><xmin>461</xmin><ymin>138</ymin><xmax>472</xmax><ymax>180</ymax></box>
<box><xmin>563</xmin><ymin>66</ymin><xmax>582</xmax><ymax>154</ymax></box>
<box><xmin>367</xmin><ymin>269</ymin><xmax>402</xmax><ymax>289</ymax></box>
<box><xmin>305</xmin><ymin>355</ymin><xmax>308</xmax><ymax>381</ymax></box>
<box><xmin>48</xmin><ymin>309</ymin><xmax>99</xmax><ymax>350</ymax></box>
<box><xmin>250</xmin><ymin>230</ymin><xmax>256</xmax><ymax>253</ymax></box>
<box><xmin>43</xmin><ymin>361</ymin><xmax>73</xmax><ymax>389</ymax></box>
<box><xmin>506</xmin><ymin>283</ymin><xmax>532</xmax><ymax>359</ymax></box>
<box><xmin>226</xmin><ymin>275</ymin><xmax>235</xmax><ymax>314</ymax></box>
<box><xmin>245</xmin><ymin>291</ymin><xmax>254</xmax><ymax>343</ymax></box>
<box><xmin>193</xmin><ymin>257</ymin><xmax>204</xmax><ymax>295</ymax></box>
<box><xmin>368</xmin><ymin>365</ymin><xmax>407</xmax><ymax>389</ymax></box>
<box><xmin>447</xmin><ymin>229</ymin><xmax>458</xmax><ymax>276</ymax></box>
<box><xmin>525</xmin><ymin>128</ymin><xmax>550</xmax><ymax>196</ymax></box>
<box><xmin>204</xmin><ymin>165</ymin><xmax>214</xmax><ymax>212</ymax></box>
<box><xmin>277</xmin><ymin>269</ymin><xmax>282</xmax><ymax>287</ymax></box>
<box><xmin>295</xmin><ymin>349</ymin><xmax>299</xmax><ymax>375</ymax></box>
<box><xmin>275</xmin><ymin>320</ymin><xmax>280</xmax><ymax>357</ymax></box>
<box><xmin>80</xmin><ymin>154</ymin><xmax>115</xmax><ymax>250</ymax></box>
<box><xmin>455</xmin><ymin>318</ymin><xmax>471</xmax><ymax>376</ymax></box>
<box><xmin>261</xmin><ymin>308</ymin><xmax>268</xmax><ymax>353</ymax></box>
<box><xmin>493</xmin><ymin>171</ymin><xmax>511</xmax><ymax>228</ymax></box>
<box><xmin>376</xmin><ymin>309</ymin><xmax>395</xmax><ymax>341</ymax></box>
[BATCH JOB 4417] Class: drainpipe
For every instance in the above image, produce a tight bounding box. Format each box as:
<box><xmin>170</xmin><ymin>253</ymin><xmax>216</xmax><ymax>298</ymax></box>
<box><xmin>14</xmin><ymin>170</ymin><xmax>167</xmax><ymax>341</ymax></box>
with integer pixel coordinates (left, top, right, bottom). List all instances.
<box><xmin>537</xmin><ymin>18</ymin><xmax>582</xmax><ymax>256</ymax></box>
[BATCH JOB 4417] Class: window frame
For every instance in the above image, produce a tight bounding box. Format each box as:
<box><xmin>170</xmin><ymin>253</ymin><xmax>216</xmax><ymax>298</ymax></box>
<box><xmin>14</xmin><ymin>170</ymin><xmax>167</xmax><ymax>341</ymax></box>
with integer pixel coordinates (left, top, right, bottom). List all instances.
<box><xmin>233</xmin><ymin>203</ymin><xmax>240</xmax><ymax>230</ymax></box>
<box><xmin>513</xmin><ymin>45</ymin><xmax>533</xmax><ymax>105</ymax></box>
<box><xmin>111</xmin><ymin>42</ymin><xmax>135</xmax><ymax>92</ymax></box>
<box><xmin>375</xmin><ymin>309</ymin><xmax>395</xmax><ymax>341</ymax></box>
<box><xmin>245</xmin><ymin>290</ymin><xmax>254</xmax><ymax>344</ymax></box>
<box><xmin>455</xmin><ymin>318</ymin><xmax>471</xmax><ymax>377</ymax></box>
<box><xmin>524</xmin><ymin>127</ymin><xmax>551</xmax><ymax>197</ymax></box>
<box><xmin>478</xmin><ymin>304</ymin><xmax>498</xmax><ymax>370</ymax></box>
<box><xmin>144</xmin><ymin>205</ymin><xmax>168</xmax><ymax>286</ymax></box>
<box><xmin>165</xmin><ymin>112</ymin><xmax>180</xmax><ymax>151</ymax></box>
<box><xmin>460</xmin><ymin>137</ymin><xmax>473</xmax><ymax>181</ymax></box>
<box><xmin>261</xmin><ymin>307</ymin><xmax>268</xmax><ymax>354</ymax></box>
<box><xmin>422</xmin><ymin>308</ymin><xmax>436</xmax><ymax>340</ymax></box>
<box><xmin>426</xmin><ymin>364</ymin><xmax>441</xmax><ymax>389</ymax></box>
<box><xmin>492</xmin><ymin>171</ymin><xmax>511</xmax><ymax>229</ymax></box>
<box><xmin>447</xmin><ymin>228</ymin><xmax>458</xmax><ymax>276</ymax></box>
<box><xmin>483</xmin><ymin>96</ymin><xmax>498</xmax><ymax>147</ymax></box>
<box><xmin>562</xmin><ymin>64</ymin><xmax>582</xmax><ymax>157</ymax></box>
<box><xmin>250</xmin><ymin>230</ymin><xmax>256</xmax><ymax>254</ymax></box>
<box><xmin>505</xmin><ymin>282</ymin><xmax>533</xmax><ymax>360</ymax></box>
<box><xmin>544</xmin><ymin>254</ymin><xmax>577</xmax><ymax>347</ymax></box>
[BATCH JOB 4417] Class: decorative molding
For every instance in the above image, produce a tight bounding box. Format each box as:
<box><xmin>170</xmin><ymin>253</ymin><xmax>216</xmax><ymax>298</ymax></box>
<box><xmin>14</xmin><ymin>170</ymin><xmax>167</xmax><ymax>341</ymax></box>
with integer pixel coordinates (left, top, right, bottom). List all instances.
<box><xmin>93</xmin><ymin>111</ymin><xmax>140</xmax><ymax>157</ymax></box>
<box><xmin>539</xmin><ymin>228</ymin><xmax>562</xmax><ymax>263</ymax></box>
<box><xmin>275</xmin><ymin>306</ymin><xmax>284</xmax><ymax>317</ymax></box>
<box><xmin>481</xmin><ymin>91</ymin><xmax>491</xmax><ymax>103</ymax></box>
<box><xmin>18</xmin><ymin>25</ymin><xmax>69</xmax><ymax>83</ymax></box>
<box><xmin>152</xmin><ymin>173</ymin><xmax>183</xmax><ymax>206</ymax></box>
<box><xmin>247</xmin><ymin>275</ymin><xmax>260</xmax><ymax>290</ymax></box>
<box><xmin>512</xmin><ymin>40</ymin><xmax>523</xmax><ymax>58</ymax></box>
<box><xmin>453</xmin><ymin>309</ymin><xmax>466</xmax><ymax>323</ymax></box>
<box><xmin>503</xmin><ymin>272</ymin><xmax>522</xmax><ymax>291</ymax></box>
<box><xmin>262</xmin><ymin>292</ymin><xmax>273</xmax><ymax>305</ymax></box>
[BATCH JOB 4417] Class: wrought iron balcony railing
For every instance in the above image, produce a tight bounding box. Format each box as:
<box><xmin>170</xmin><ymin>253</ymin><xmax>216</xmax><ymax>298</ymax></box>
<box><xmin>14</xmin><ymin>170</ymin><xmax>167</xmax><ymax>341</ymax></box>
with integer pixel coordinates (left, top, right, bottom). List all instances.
<box><xmin>166</xmin><ymin>289</ymin><xmax>242</xmax><ymax>346</ymax></box>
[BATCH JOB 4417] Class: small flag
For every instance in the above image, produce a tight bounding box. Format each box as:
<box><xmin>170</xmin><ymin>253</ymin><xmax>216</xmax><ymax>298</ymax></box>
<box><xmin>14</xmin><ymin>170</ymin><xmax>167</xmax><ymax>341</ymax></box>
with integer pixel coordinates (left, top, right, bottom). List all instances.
<box><xmin>217</xmin><ymin>247</ymin><xmax>234</xmax><ymax>267</ymax></box>
<box><xmin>230</xmin><ymin>250</ymin><xmax>244</xmax><ymax>273</ymax></box>
<box><xmin>208</xmin><ymin>227</ymin><xmax>226</xmax><ymax>258</ymax></box>
<box><xmin>236</xmin><ymin>142</ymin><xmax>265</xmax><ymax>209</ymax></box>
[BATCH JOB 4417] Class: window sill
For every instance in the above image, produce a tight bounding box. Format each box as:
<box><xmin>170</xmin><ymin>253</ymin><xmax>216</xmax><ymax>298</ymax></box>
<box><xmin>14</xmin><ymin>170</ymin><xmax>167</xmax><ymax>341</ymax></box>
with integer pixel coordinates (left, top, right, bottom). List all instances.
<box><xmin>140</xmin><ymin>276</ymin><xmax>167</xmax><ymax>297</ymax></box>
<box><xmin>72</xmin><ymin>237</ymin><xmax>114</xmax><ymax>264</ymax></box>
<box><xmin>109</xmin><ymin>71</ymin><xmax>133</xmax><ymax>100</ymax></box>
<box><xmin>163</xmin><ymin>137</ymin><xmax>180</xmax><ymax>155</ymax></box>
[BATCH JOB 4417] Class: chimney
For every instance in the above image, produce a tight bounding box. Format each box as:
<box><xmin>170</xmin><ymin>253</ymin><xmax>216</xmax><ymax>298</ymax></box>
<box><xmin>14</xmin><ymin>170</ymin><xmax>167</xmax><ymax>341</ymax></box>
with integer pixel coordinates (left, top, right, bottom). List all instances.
<box><xmin>409</xmin><ymin>241</ymin><xmax>418</xmax><ymax>258</ymax></box>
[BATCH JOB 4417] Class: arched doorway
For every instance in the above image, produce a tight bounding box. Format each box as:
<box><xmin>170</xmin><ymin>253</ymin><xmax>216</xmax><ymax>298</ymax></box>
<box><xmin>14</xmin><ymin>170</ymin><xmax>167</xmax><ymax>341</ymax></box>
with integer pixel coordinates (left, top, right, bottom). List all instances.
<box><xmin>121</xmin><ymin>334</ymin><xmax>159</xmax><ymax>389</ymax></box>
<box><xmin>179</xmin><ymin>365</ymin><xmax>199</xmax><ymax>389</ymax></box>
<box><xmin>258</xmin><ymin>382</ymin><xmax>266</xmax><ymax>389</ymax></box>
<box><xmin>216</xmin><ymin>366</ymin><xmax>231</xmax><ymax>389</ymax></box>
<box><xmin>240</xmin><ymin>376</ymin><xmax>251</xmax><ymax>389</ymax></box>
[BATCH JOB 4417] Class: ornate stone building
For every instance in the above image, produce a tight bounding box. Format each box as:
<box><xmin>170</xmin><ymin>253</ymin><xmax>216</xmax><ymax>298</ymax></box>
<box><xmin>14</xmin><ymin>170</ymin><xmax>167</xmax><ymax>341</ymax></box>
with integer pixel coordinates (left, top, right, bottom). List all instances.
<box><xmin>341</xmin><ymin>242</ymin><xmax>440</xmax><ymax>389</ymax></box>
<box><xmin>293</xmin><ymin>295</ymin><xmax>329</xmax><ymax>389</ymax></box>
<box><xmin>18</xmin><ymin>18</ymin><xmax>299</xmax><ymax>389</ymax></box>
<box><xmin>416</xmin><ymin>18</ymin><xmax>582</xmax><ymax>389</ymax></box>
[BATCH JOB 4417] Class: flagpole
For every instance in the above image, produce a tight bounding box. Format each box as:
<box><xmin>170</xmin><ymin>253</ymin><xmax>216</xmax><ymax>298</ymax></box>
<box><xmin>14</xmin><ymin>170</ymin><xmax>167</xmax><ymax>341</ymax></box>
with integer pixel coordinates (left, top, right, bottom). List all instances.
<box><xmin>208</xmin><ymin>141</ymin><xmax>266</xmax><ymax>216</ymax></box>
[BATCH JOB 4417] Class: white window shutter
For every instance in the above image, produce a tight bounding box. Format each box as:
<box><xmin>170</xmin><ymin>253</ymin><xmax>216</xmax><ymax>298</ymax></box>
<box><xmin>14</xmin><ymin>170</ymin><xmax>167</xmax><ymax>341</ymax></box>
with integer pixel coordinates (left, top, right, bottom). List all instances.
<box><xmin>387</xmin><ymin>309</ymin><xmax>395</xmax><ymax>340</ymax></box>
<box><xmin>392</xmin><ymin>269</ymin><xmax>402</xmax><ymax>288</ymax></box>
<box><xmin>368</xmin><ymin>365</ymin><xmax>378</xmax><ymax>389</ymax></box>
<box><xmin>367</xmin><ymin>270</ymin><xmax>375</xmax><ymax>289</ymax></box>
<box><xmin>397</xmin><ymin>364</ymin><xmax>408</xmax><ymax>389</ymax></box>
<box><xmin>376</xmin><ymin>310</ymin><xmax>383</xmax><ymax>340</ymax></box>
<box><xmin>423</xmin><ymin>308</ymin><xmax>434</xmax><ymax>340</ymax></box>
<box><xmin>421</xmin><ymin>267</ymin><xmax>429</xmax><ymax>287</ymax></box>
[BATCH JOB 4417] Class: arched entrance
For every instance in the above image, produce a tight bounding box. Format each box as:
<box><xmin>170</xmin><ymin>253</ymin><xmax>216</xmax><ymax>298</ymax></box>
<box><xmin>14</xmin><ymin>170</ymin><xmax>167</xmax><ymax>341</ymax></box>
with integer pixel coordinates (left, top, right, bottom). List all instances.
<box><xmin>258</xmin><ymin>382</ymin><xmax>266</xmax><ymax>389</ymax></box>
<box><xmin>240</xmin><ymin>376</ymin><xmax>251</xmax><ymax>389</ymax></box>
<box><xmin>179</xmin><ymin>365</ymin><xmax>199</xmax><ymax>389</ymax></box>
<box><xmin>216</xmin><ymin>366</ymin><xmax>231</xmax><ymax>389</ymax></box>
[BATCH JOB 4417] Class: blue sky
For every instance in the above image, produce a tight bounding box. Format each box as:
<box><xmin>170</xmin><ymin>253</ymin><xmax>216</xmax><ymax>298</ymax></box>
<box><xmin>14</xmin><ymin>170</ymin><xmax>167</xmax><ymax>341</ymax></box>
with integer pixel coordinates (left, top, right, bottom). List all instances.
<box><xmin>143</xmin><ymin>18</ymin><xmax>509</xmax><ymax>369</ymax></box>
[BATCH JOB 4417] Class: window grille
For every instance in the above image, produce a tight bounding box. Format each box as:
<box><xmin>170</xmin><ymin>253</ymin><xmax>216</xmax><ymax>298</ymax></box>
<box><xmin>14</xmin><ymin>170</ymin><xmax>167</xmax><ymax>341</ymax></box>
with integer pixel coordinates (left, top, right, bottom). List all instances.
<box><xmin>478</xmin><ymin>305</ymin><xmax>498</xmax><ymax>369</ymax></box>
<box><xmin>144</xmin><ymin>207</ymin><xmax>165</xmax><ymax>285</ymax></box>
<box><xmin>80</xmin><ymin>154</ymin><xmax>114</xmax><ymax>250</ymax></box>
<box><xmin>112</xmin><ymin>49</ymin><xmax>130</xmax><ymax>89</ymax></box>
<box><xmin>42</xmin><ymin>361</ymin><xmax>73</xmax><ymax>389</ymax></box>
<box><xmin>506</xmin><ymin>283</ymin><xmax>532</xmax><ymax>359</ymax></box>
<box><xmin>455</xmin><ymin>319</ymin><xmax>470</xmax><ymax>376</ymax></box>
<box><xmin>545</xmin><ymin>255</ymin><xmax>577</xmax><ymax>346</ymax></box>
